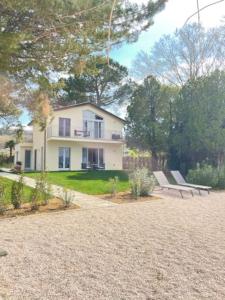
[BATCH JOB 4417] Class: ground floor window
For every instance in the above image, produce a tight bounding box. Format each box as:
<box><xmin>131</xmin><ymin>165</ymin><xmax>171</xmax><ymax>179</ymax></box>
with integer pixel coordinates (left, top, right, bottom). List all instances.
<box><xmin>82</xmin><ymin>148</ymin><xmax>104</xmax><ymax>169</ymax></box>
<box><xmin>58</xmin><ymin>147</ymin><xmax>70</xmax><ymax>170</ymax></box>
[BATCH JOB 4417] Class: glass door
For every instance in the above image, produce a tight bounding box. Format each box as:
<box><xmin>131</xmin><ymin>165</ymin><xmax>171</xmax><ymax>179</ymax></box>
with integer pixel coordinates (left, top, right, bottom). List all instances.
<box><xmin>24</xmin><ymin>149</ymin><xmax>32</xmax><ymax>169</ymax></box>
<box><xmin>58</xmin><ymin>147</ymin><xmax>70</xmax><ymax>170</ymax></box>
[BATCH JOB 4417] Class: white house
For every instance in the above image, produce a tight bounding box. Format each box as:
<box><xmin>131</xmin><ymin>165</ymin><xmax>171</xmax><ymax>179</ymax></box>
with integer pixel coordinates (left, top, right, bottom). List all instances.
<box><xmin>15</xmin><ymin>103</ymin><xmax>125</xmax><ymax>171</ymax></box>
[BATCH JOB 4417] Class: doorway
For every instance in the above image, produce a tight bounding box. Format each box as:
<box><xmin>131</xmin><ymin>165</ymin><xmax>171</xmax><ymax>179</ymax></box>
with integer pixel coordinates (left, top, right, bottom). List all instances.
<box><xmin>58</xmin><ymin>147</ymin><xmax>71</xmax><ymax>170</ymax></box>
<box><xmin>24</xmin><ymin>149</ymin><xmax>32</xmax><ymax>170</ymax></box>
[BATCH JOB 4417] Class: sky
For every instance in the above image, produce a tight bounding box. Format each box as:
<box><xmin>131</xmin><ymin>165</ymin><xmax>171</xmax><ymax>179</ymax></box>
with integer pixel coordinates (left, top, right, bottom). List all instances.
<box><xmin>111</xmin><ymin>0</ymin><xmax>225</xmax><ymax>67</ymax></box>
<box><xmin>19</xmin><ymin>0</ymin><xmax>225</xmax><ymax>124</ymax></box>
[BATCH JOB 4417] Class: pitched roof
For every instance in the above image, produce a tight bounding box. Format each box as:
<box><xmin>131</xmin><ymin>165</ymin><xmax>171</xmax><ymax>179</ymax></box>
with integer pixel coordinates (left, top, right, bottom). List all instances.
<box><xmin>53</xmin><ymin>102</ymin><xmax>125</xmax><ymax>123</ymax></box>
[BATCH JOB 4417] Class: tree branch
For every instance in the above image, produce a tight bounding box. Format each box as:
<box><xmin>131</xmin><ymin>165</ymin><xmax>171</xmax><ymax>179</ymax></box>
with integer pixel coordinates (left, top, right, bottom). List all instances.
<box><xmin>184</xmin><ymin>0</ymin><xmax>224</xmax><ymax>26</ymax></box>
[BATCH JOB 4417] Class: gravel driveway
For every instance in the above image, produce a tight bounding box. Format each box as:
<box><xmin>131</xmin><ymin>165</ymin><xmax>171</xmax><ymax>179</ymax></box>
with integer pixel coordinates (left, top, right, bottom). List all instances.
<box><xmin>1</xmin><ymin>192</ymin><xmax>225</xmax><ymax>300</ymax></box>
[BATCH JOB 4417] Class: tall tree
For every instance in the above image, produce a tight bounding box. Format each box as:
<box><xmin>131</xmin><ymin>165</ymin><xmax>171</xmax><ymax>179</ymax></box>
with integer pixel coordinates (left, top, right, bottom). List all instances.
<box><xmin>170</xmin><ymin>70</ymin><xmax>225</xmax><ymax>172</ymax></box>
<box><xmin>58</xmin><ymin>57</ymin><xmax>132</xmax><ymax>106</ymax></box>
<box><xmin>0</xmin><ymin>0</ymin><xmax>167</xmax><ymax>82</ymax></box>
<box><xmin>0</xmin><ymin>0</ymin><xmax>167</xmax><ymax>126</ymax></box>
<box><xmin>132</xmin><ymin>23</ymin><xmax>225</xmax><ymax>85</ymax></box>
<box><xmin>126</xmin><ymin>76</ymin><xmax>170</xmax><ymax>164</ymax></box>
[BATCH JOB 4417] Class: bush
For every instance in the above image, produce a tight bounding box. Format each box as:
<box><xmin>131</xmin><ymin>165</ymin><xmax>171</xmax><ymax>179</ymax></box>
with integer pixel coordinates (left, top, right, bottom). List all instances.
<box><xmin>11</xmin><ymin>174</ymin><xmax>24</xmax><ymax>209</ymax></box>
<box><xmin>0</xmin><ymin>183</ymin><xmax>6</xmax><ymax>214</ymax></box>
<box><xmin>62</xmin><ymin>188</ymin><xmax>73</xmax><ymax>208</ymax></box>
<box><xmin>216</xmin><ymin>167</ymin><xmax>225</xmax><ymax>189</ymax></box>
<box><xmin>129</xmin><ymin>168</ymin><xmax>155</xmax><ymax>198</ymax></box>
<box><xmin>187</xmin><ymin>163</ymin><xmax>220</xmax><ymax>188</ymax></box>
<box><xmin>30</xmin><ymin>172</ymin><xmax>51</xmax><ymax>210</ymax></box>
<box><xmin>108</xmin><ymin>176</ymin><xmax>119</xmax><ymax>198</ymax></box>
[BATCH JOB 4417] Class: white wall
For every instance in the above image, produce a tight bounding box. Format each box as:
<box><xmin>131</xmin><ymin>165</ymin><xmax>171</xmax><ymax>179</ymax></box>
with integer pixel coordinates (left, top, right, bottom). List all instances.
<box><xmin>46</xmin><ymin>140</ymin><xmax>123</xmax><ymax>171</ymax></box>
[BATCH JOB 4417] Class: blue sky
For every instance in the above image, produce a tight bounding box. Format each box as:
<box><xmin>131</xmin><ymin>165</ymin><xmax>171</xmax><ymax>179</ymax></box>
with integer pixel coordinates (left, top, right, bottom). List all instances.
<box><xmin>111</xmin><ymin>0</ymin><xmax>225</xmax><ymax>67</ymax></box>
<box><xmin>19</xmin><ymin>0</ymin><xmax>225</xmax><ymax>124</ymax></box>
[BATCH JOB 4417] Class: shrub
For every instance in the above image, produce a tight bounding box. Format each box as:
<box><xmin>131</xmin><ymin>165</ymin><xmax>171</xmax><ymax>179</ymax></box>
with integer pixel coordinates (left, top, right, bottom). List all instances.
<box><xmin>108</xmin><ymin>176</ymin><xmax>119</xmax><ymax>198</ymax></box>
<box><xmin>11</xmin><ymin>174</ymin><xmax>24</xmax><ymax>209</ymax></box>
<box><xmin>62</xmin><ymin>188</ymin><xmax>73</xmax><ymax>208</ymax></box>
<box><xmin>129</xmin><ymin>168</ymin><xmax>155</xmax><ymax>198</ymax></box>
<box><xmin>216</xmin><ymin>167</ymin><xmax>225</xmax><ymax>189</ymax></box>
<box><xmin>0</xmin><ymin>183</ymin><xmax>6</xmax><ymax>214</ymax></box>
<box><xmin>30</xmin><ymin>171</ymin><xmax>51</xmax><ymax>210</ymax></box>
<box><xmin>187</xmin><ymin>163</ymin><xmax>219</xmax><ymax>188</ymax></box>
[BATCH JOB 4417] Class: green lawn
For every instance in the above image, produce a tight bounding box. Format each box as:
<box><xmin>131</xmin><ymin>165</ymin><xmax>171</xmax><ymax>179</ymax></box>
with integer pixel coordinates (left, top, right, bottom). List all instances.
<box><xmin>26</xmin><ymin>171</ymin><xmax>129</xmax><ymax>195</ymax></box>
<box><xmin>0</xmin><ymin>177</ymin><xmax>34</xmax><ymax>205</ymax></box>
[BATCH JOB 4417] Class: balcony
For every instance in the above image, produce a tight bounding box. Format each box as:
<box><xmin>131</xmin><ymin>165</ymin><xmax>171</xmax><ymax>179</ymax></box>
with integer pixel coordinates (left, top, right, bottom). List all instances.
<box><xmin>47</xmin><ymin>126</ymin><xmax>125</xmax><ymax>143</ymax></box>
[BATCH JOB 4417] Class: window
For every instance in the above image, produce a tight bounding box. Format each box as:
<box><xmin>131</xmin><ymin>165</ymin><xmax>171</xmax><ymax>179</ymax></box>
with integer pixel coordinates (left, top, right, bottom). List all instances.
<box><xmin>59</xmin><ymin>118</ymin><xmax>71</xmax><ymax>137</ymax></box>
<box><xmin>83</xmin><ymin>110</ymin><xmax>104</xmax><ymax>139</ymax></box>
<box><xmin>82</xmin><ymin>148</ymin><xmax>104</xmax><ymax>169</ymax></box>
<box><xmin>58</xmin><ymin>147</ymin><xmax>71</xmax><ymax>169</ymax></box>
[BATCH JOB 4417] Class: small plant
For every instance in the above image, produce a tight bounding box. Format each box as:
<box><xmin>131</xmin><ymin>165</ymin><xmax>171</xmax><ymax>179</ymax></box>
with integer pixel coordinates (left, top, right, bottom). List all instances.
<box><xmin>62</xmin><ymin>188</ymin><xmax>73</xmax><ymax>208</ymax></box>
<box><xmin>108</xmin><ymin>176</ymin><xmax>119</xmax><ymax>198</ymax></box>
<box><xmin>11</xmin><ymin>173</ymin><xmax>24</xmax><ymax>209</ymax></box>
<box><xmin>129</xmin><ymin>168</ymin><xmax>155</xmax><ymax>199</ymax></box>
<box><xmin>30</xmin><ymin>171</ymin><xmax>51</xmax><ymax>210</ymax></box>
<box><xmin>0</xmin><ymin>183</ymin><xmax>6</xmax><ymax>215</ymax></box>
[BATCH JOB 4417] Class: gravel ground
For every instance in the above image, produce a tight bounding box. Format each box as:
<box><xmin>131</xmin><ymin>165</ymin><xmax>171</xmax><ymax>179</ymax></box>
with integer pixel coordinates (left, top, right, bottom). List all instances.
<box><xmin>1</xmin><ymin>191</ymin><xmax>225</xmax><ymax>300</ymax></box>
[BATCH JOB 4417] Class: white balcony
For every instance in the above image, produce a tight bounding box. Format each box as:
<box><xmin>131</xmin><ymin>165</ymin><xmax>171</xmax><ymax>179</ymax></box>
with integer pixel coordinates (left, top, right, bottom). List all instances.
<box><xmin>47</xmin><ymin>126</ymin><xmax>125</xmax><ymax>144</ymax></box>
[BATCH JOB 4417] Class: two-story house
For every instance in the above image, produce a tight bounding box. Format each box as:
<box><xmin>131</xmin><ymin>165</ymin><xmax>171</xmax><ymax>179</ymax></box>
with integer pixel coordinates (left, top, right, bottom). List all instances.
<box><xmin>14</xmin><ymin>103</ymin><xmax>125</xmax><ymax>171</ymax></box>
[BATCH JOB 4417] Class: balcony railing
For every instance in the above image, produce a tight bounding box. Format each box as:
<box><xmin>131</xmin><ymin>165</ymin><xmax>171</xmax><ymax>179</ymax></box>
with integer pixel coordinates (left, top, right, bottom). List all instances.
<box><xmin>47</xmin><ymin>126</ymin><xmax>124</xmax><ymax>142</ymax></box>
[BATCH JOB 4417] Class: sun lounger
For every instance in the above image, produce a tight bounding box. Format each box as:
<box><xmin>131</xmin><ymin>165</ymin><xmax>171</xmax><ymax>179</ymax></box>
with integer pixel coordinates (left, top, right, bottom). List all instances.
<box><xmin>170</xmin><ymin>170</ymin><xmax>212</xmax><ymax>195</ymax></box>
<box><xmin>153</xmin><ymin>171</ymin><xmax>194</xmax><ymax>198</ymax></box>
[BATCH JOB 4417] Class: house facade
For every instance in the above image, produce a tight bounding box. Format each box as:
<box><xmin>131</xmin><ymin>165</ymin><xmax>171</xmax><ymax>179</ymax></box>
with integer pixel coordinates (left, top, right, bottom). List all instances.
<box><xmin>15</xmin><ymin>103</ymin><xmax>125</xmax><ymax>171</ymax></box>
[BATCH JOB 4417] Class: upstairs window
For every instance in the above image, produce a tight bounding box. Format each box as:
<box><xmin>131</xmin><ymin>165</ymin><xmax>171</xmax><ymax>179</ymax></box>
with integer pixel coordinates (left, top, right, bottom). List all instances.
<box><xmin>59</xmin><ymin>118</ymin><xmax>71</xmax><ymax>137</ymax></box>
<box><xmin>83</xmin><ymin>110</ymin><xmax>104</xmax><ymax>139</ymax></box>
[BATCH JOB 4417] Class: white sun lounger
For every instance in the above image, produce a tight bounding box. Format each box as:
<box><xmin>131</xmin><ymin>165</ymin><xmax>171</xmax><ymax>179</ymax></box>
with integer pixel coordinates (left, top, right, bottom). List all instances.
<box><xmin>170</xmin><ymin>170</ymin><xmax>212</xmax><ymax>195</ymax></box>
<box><xmin>153</xmin><ymin>171</ymin><xmax>195</xmax><ymax>198</ymax></box>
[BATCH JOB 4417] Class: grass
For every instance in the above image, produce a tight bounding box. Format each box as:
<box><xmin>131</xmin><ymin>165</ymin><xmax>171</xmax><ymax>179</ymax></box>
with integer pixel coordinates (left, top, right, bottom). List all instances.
<box><xmin>26</xmin><ymin>170</ymin><xmax>129</xmax><ymax>195</ymax></box>
<box><xmin>0</xmin><ymin>177</ymin><xmax>34</xmax><ymax>205</ymax></box>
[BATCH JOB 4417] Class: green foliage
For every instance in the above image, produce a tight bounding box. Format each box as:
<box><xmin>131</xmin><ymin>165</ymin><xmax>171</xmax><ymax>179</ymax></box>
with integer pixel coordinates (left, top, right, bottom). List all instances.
<box><xmin>187</xmin><ymin>164</ymin><xmax>223</xmax><ymax>189</ymax></box>
<box><xmin>59</xmin><ymin>57</ymin><xmax>131</xmax><ymax>107</ymax></box>
<box><xmin>11</xmin><ymin>174</ymin><xmax>24</xmax><ymax>209</ymax></box>
<box><xmin>0</xmin><ymin>177</ymin><xmax>32</xmax><ymax>205</ymax></box>
<box><xmin>108</xmin><ymin>176</ymin><xmax>119</xmax><ymax>198</ymax></box>
<box><xmin>170</xmin><ymin>70</ymin><xmax>225</xmax><ymax>172</ymax></box>
<box><xmin>0</xmin><ymin>75</ymin><xmax>20</xmax><ymax>122</ymax></box>
<box><xmin>217</xmin><ymin>167</ymin><xmax>225</xmax><ymax>189</ymax></box>
<box><xmin>0</xmin><ymin>0</ymin><xmax>167</xmax><ymax>81</ymax></box>
<box><xmin>30</xmin><ymin>171</ymin><xmax>51</xmax><ymax>210</ymax></box>
<box><xmin>129</xmin><ymin>168</ymin><xmax>155</xmax><ymax>198</ymax></box>
<box><xmin>5</xmin><ymin>139</ymin><xmax>15</xmax><ymax>158</ymax></box>
<box><xmin>0</xmin><ymin>153</ymin><xmax>14</xmax><ymax>168</ymax></box>
<box><xmin>127</xmin><ymin>76</ymin><xmax>175</xmax><ymax>163</ymax></box>
<box><xmin>0</xmin><ymin>182</ymin><xmax>6</xmax><ymax>214</ymax></box>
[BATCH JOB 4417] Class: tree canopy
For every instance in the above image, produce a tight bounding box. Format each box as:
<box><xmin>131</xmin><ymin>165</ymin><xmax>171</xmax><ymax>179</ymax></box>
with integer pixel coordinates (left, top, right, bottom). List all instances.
<box><xmin>126</xmin><ymin>76</ymin><xmax>172</xmax><ymax>162</ymax></box>
<box><xmin>58</xmin><ymin>56</ymin><xmax>133</xmax><ymax>106</ymax></box>
<box><xmin>0</xmin><ymin>75</ymin><xmax>20</xmax><ymax>124</ymax></box>
<box><xmin>170</xmin><ymin>70</ymin><xmax>225</xmax><ymax>172</ymax></box>
<box><xmin>0</xmin><ymin>0</ymin><xmax>167</xmax><ymax>81</ymax></box>
<box><xmin>132</xmin><ymin>23</ymin><xmax>225</xmax><ymax>85</ymax></box>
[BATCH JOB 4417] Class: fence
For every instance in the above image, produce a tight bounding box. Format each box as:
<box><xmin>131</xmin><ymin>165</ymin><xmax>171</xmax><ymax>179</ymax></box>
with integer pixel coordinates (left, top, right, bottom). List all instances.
<box><xmin>123</xmin><ymin>156</ymin><xmax>167</xmax><ymax>171</ymax></box>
